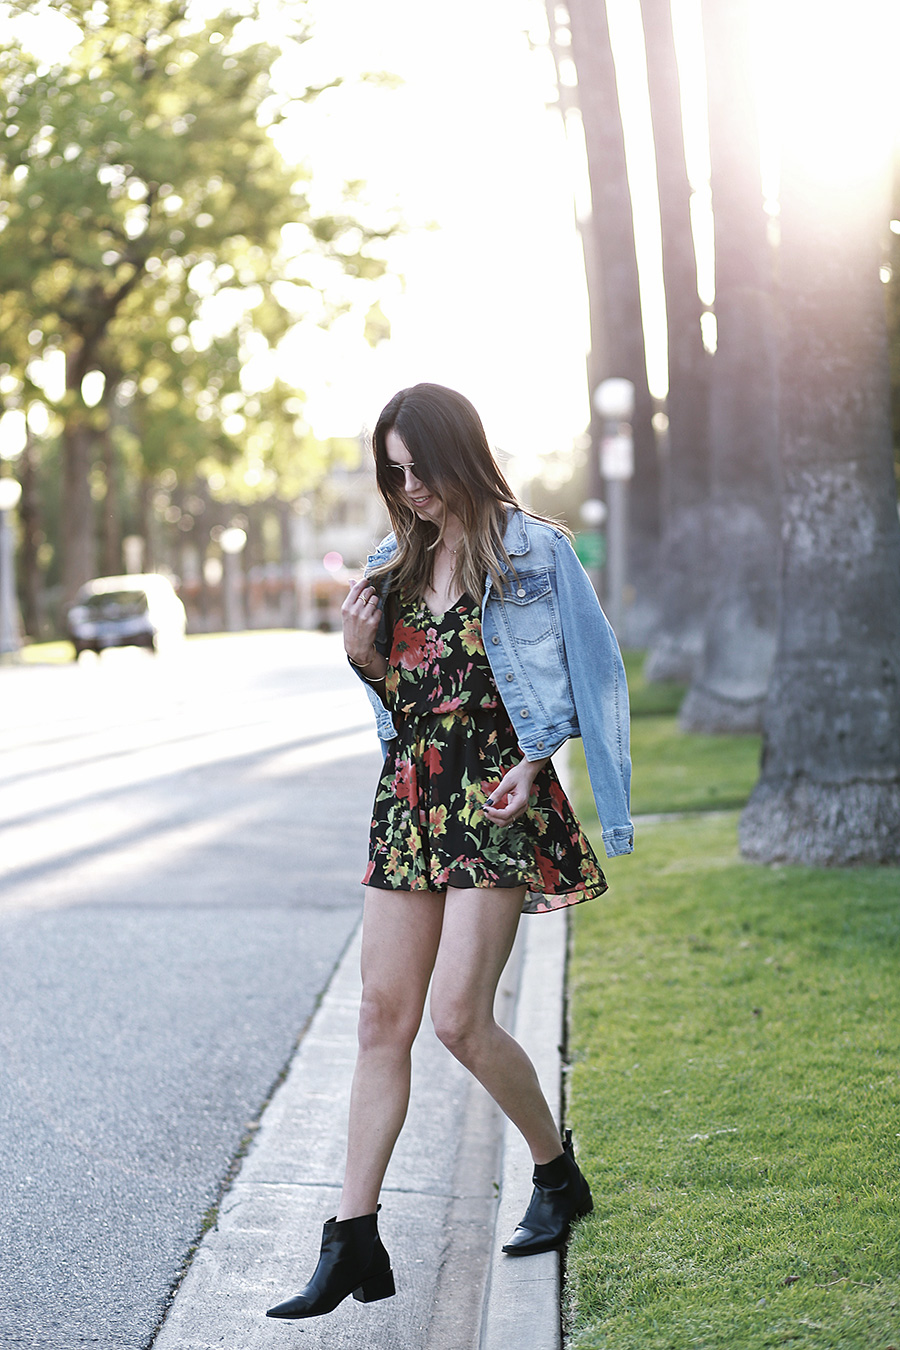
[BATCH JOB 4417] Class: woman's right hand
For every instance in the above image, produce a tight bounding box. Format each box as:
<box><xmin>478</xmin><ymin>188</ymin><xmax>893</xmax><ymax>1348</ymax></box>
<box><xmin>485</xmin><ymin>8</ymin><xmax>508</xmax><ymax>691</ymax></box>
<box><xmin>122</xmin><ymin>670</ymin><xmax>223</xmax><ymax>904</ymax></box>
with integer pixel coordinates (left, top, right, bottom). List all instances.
<box><xmin>342</xmin><ymin>578</ymin><xmax>383</xmax><ymax>667</ymax></box>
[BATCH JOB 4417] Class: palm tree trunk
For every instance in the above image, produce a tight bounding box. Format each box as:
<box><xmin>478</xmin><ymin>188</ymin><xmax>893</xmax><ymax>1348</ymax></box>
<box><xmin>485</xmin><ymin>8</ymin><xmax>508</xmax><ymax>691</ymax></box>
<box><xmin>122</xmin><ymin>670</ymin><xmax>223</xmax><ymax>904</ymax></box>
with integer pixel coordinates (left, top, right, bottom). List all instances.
<box><xmin>740</xmin><ymin>110</ymin><xmax>900</xmax><ymax>863</ymax></box>
<box><xmin>563</xmin><ymin>0</ymin><xmax>661</xmax><ymax>642</ymax></box>
<box><xmin>640</xmin><ymin>0</ymin><xmax>712</xmax><ymax>681</ymax></box>
<box><xmin>679</xmin><ymin>0</ymin><xmax>780</xmax><ymax>731</ymax></box>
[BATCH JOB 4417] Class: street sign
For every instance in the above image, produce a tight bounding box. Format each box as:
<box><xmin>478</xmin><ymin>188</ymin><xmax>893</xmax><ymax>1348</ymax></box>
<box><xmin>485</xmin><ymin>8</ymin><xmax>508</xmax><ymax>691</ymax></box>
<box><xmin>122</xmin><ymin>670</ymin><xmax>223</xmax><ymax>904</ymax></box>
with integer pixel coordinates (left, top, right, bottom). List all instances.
<box><xmin>600</xmin><ymin>431</ymin><xmax>634</xmax><ymax>480</ymax></box>
<box><xmin>574</xmin><ymin>531</ymin><xmax>606</xmax><ymax>570</ymax></box>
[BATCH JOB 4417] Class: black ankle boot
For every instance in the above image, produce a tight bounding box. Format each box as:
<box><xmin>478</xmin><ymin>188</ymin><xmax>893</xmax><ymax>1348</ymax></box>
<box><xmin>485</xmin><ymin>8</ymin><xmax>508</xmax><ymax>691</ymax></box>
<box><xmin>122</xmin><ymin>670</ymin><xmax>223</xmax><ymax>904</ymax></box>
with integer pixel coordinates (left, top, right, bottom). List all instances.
<box><xmin>502</xmin><ymin>1130</ymin><xmax>593</xmax><ymax>1257</ymax></box>
<box><xmin>266</xmin><ymin>1208</ymin><xmax>395</xmax><ymax>1319</ymax></box>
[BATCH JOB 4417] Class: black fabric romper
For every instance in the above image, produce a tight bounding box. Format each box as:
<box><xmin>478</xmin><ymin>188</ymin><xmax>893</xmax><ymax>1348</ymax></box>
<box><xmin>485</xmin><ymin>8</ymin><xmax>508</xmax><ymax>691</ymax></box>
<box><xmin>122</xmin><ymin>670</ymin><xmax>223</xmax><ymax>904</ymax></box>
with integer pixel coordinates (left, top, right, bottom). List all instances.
<box><xmin>363</xmin><ymin>592</ymin><xmax>607</xmax><ymax>914</ymax></box>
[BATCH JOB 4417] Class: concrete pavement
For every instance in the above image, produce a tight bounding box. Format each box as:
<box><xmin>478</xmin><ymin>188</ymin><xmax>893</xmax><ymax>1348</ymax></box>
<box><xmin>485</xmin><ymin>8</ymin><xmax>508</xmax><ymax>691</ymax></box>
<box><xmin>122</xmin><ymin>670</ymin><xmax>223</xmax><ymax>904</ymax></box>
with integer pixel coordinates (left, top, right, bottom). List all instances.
<box><xmin>151</xmin><ymin>906</ymin><xmax>568</xmax><ymax>1350</ymax></box>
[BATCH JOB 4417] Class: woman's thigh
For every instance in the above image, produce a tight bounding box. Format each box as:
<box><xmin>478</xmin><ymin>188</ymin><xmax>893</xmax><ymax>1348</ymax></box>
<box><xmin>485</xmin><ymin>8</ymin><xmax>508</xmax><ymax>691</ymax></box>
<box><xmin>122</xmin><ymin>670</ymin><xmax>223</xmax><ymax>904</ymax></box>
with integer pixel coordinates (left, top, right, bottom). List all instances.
<box><xmin>430</xmin><ymin>885</ymin><xmax>526</xmax><ymax>1033</ymax></box>
<box><xmin>358</xmin><ymin>886</ymin><xmax>446</xmax><ymax>1042</ymax></box>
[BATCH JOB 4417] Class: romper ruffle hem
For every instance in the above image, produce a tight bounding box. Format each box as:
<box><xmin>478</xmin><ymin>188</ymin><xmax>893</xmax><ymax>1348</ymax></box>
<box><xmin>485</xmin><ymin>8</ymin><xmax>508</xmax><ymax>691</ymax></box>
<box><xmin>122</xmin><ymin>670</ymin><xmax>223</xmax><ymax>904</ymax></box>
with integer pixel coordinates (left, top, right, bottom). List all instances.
<box><xmin>362</xmin><ymin>592</ymin><xmax>607</xmax><ymax>914</ymax></box>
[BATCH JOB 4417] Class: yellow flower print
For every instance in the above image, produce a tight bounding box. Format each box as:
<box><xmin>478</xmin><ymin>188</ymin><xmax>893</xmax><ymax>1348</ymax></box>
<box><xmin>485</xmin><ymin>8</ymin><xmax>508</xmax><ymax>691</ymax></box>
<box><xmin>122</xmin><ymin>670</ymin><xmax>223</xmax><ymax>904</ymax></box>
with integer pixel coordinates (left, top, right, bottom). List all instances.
<box><xmin>429</xmin><ymin>803</ymin><xmax>448</xmax><ymax>837</ymax></box>
<box><xmin>459</xmin><ymin>778</ymin><xmax>486</xmax><ymax>827</ymax></box>
<box><xmin>383</xmin><ymin>846</ymin><xmax>405</xmax><ymax>880</ymax></box>
<box><xmin>529</xmin><ymin>809</ymin><xmax>549</xmax><ymax>837</ymax></box>
<box><xmin>459</xmin><ymin>615</ymin><xmax>485</xmax><ymax>656</ymax></box>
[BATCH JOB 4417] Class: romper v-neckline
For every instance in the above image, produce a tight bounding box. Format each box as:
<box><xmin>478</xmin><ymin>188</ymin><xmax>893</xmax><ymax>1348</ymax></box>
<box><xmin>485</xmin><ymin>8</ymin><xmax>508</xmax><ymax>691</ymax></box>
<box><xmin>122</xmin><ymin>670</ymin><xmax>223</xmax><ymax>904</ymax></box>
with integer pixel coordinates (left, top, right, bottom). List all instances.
<box><xmin>419</xmin><ymin>592</ymin><xmax>468</xmax><ymax>621</ymax></box>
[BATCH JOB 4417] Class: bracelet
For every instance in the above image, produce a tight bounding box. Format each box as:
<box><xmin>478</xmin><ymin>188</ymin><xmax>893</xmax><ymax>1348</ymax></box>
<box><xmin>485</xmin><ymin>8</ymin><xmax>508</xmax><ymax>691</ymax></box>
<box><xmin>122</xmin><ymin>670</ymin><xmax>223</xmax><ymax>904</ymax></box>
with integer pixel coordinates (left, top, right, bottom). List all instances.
<box><xmin>347</xmin><ymin>650</ymin><xmax>378</xmax><ymax>670</ymax></box>
<box><xmin>361</xmin><ymin>670</ymin><xmax>385</xmax><ymax>684</ymax></box>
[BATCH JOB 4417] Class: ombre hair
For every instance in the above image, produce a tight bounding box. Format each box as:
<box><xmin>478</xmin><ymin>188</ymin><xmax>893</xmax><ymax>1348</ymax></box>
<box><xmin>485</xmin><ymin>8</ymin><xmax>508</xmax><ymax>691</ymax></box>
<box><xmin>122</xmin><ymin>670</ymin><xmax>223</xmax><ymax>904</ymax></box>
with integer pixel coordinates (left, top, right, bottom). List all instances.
<box><xmin>369</xmin><ymin>383</ymin><xmax>522</xmax><ymax>604</ymax></box>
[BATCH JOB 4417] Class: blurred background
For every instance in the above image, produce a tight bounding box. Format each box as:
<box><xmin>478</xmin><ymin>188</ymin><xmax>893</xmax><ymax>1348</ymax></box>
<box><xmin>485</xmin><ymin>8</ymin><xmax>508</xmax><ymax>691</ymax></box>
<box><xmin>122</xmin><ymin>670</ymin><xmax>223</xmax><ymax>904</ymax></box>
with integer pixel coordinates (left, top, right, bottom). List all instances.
<box><xmin>0</xmin><ymin>0</ymin><xmax>898</xmax><ymax>650</ymax></box>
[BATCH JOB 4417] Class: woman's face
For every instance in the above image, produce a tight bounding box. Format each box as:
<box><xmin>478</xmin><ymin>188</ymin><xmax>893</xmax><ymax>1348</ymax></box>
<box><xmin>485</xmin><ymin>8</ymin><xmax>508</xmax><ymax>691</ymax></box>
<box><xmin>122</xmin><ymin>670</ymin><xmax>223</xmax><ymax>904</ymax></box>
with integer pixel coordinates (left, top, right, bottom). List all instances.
<box><xmin>385</xmin><ymin>428</ymin><xmax>444</xmax><ymax>526</ymax></box>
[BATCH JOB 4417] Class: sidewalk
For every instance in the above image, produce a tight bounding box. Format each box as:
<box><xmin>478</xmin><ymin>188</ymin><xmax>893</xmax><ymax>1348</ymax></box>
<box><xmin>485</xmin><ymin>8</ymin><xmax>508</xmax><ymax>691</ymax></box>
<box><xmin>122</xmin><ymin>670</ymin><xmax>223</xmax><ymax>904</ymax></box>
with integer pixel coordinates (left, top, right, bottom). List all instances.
<box><xmin>151</xmin><ymin>906</ymin><xmax>568</xmax><ymax>1350</ymax></box>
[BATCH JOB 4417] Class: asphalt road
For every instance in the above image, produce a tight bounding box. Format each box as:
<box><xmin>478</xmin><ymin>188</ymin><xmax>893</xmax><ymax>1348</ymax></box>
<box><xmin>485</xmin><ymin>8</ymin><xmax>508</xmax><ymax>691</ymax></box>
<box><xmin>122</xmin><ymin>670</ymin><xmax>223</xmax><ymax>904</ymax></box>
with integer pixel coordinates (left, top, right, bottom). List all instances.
<box><xmin>0</xmin><ymin>632</ymin><xmax>381</xmax><ymax>1350</ymax></box>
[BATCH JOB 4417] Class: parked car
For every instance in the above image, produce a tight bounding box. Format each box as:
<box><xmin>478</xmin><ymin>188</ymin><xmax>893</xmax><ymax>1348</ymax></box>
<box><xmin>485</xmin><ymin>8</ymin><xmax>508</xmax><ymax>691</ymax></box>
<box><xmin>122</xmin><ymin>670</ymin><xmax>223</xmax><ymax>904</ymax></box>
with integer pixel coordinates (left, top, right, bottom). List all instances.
<box><xmin>67</xmin><ymin>574</ymin><xmax>187</xmax><ymax>657</ymax></box>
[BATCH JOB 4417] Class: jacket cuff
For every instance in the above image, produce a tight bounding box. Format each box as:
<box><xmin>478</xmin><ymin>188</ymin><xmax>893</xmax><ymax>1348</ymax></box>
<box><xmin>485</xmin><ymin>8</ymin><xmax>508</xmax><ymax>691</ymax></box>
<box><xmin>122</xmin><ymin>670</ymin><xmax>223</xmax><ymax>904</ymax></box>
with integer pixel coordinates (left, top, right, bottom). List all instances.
<box><xmin>601</xmin><ymin>825</ymin><xmax>634</xmax><ymax>857</ymax></box>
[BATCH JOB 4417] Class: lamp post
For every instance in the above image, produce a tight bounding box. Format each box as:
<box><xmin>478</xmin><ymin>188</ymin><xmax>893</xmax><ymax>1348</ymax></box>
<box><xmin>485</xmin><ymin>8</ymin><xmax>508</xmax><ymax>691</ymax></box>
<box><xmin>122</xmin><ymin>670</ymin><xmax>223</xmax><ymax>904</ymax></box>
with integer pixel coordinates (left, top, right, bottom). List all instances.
<box><xmin>0</xmin><ymin>476</ymin><xmax>23</xmax><ymax>659</ymax></box>
<box><xmin>219</xmin><ymin>526</ymin><xmax>247</xmax><ymax>632</ymax></box>
<box><xmin>578</xmin><ymin>496</ymin><xmax>608</xmax><ymax>599</ymax></box>
<box><xmin>593</xmin><ymin>378</ymin><xmax>635</xmax><ymax>637</ymax></box>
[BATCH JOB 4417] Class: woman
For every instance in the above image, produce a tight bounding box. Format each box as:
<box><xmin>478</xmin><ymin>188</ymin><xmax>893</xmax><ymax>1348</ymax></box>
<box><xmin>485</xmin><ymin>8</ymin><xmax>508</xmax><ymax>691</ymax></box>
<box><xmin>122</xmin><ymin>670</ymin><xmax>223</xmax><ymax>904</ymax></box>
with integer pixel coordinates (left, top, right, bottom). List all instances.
<box><xmin>267</xmin><ymin>383</ymin><xmax>633</xmax><ymax>1321</ymax></box>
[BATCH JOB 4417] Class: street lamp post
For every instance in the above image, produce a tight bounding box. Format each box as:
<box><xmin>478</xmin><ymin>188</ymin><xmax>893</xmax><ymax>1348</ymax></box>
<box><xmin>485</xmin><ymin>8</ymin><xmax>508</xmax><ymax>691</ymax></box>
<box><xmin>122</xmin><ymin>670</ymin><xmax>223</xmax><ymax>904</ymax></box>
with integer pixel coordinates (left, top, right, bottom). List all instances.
<box><xmin>593</xmin><ymin>378</ymin><xmax>635</xmax><ymax>638</ymax></box>
<box><xmin>0</xmin><ymin>476</ymin><xmax>23</xmax><ymax>660</ymax></box>
<box><xmin>219</xmin><ymin>526</ymin><xmax>248</xmax><ymax>632</ymax></box>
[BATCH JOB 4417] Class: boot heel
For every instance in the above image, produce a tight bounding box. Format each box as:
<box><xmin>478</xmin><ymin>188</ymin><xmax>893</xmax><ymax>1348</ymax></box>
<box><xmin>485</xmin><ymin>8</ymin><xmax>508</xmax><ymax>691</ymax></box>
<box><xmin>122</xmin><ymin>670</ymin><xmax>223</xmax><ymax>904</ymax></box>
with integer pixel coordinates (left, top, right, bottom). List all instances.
<box><xmin>353</xmin><ymin>1269</ymin><xmax>396</xmax><ymax>1303</ymax></box>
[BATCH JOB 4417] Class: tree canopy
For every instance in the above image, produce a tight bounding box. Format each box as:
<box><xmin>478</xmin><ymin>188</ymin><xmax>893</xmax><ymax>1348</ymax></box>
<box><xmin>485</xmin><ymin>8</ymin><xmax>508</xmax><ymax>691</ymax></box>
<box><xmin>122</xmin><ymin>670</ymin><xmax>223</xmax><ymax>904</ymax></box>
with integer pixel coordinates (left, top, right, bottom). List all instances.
<box><xmin>0</xmin><ymin>0</ymin><xmax>396</xmax><ymax>598</ymax></box>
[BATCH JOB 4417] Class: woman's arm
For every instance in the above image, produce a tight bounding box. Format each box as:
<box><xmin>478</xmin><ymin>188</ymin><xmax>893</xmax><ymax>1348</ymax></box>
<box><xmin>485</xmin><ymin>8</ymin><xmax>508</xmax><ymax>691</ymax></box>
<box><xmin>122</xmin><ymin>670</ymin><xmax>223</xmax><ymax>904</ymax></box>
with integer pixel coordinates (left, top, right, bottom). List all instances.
<box><xmin>342</xmin><ymin>578</ymin><xmax>387</xmax><ymax>683</ymax></box>
<box><xmin>483</xmin><ymin>754</ymin><xmax>550</xmax><ymax>825</ymax></box>
<box><xmin>554</xmin><ymin>535</ymin><xmax>633</xmax><ymax>855</ymax></box>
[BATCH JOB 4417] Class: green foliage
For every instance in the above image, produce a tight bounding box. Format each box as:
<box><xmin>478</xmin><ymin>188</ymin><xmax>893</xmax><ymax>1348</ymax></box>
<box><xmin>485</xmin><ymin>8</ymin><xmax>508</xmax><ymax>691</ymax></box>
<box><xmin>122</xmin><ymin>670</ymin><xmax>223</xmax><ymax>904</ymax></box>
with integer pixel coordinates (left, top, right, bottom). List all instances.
<box><xmin>565</xmin><ymin>810</ymin><xmax>900</xmax><ymax>1350</ymax></box>
<box><xmin>0</xmin><ymin>0</ymin><xmax>397</xmax><ymax>592</ymax></box>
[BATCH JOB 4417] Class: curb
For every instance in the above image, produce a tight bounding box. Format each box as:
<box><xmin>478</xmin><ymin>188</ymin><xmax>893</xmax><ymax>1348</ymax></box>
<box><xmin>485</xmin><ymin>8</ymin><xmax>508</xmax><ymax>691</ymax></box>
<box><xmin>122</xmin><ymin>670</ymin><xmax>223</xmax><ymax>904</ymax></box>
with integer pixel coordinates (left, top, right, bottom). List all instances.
<box><xmin>479</xmin><ymin>907</ymin><xmax>566</xmax><ymax>1350</ymax></box>
<box><xmin>152</xmin><ymin>905</ymin><xmax>568</xmax><ymax>1350</ymax></box>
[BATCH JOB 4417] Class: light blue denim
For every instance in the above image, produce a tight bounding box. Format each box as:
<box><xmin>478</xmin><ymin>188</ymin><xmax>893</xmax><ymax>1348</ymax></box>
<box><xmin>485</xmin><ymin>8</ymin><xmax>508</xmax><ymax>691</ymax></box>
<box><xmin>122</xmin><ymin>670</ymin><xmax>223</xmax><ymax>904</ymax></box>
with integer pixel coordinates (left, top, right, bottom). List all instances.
<box><xmin>353</xmin><ymin>509</ymin><xmax>634</xmax><ymax>858</ymax></box>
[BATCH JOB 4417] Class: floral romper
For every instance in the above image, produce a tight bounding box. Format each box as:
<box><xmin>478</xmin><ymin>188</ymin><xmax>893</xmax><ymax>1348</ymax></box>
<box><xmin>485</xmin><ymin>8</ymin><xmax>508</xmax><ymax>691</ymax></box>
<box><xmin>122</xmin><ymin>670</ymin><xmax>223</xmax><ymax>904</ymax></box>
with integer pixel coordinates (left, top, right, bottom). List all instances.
<box><xmin>362</xmin><ymin>592</ymin><xmax>608</xmax><ymax>914</ymax></box>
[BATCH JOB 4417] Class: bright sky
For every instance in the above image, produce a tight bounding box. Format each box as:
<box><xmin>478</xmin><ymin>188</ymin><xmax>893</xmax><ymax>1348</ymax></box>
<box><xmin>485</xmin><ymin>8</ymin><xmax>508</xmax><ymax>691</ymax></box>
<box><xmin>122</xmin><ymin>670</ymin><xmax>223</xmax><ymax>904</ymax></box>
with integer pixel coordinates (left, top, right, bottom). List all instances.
<box><xmin>267</xmin><ymin>0</ymin><xmax>595</xmax><ymax>480</ymax></box>
<box><xmin>6</xmin><ymin>0</ymin><xmax>896</xmax><ymax>481</ymax></box>
<box><xmin>3</xmin><ymin>0</ymin><xmax>604</xmax><ymax>486</ymax></box>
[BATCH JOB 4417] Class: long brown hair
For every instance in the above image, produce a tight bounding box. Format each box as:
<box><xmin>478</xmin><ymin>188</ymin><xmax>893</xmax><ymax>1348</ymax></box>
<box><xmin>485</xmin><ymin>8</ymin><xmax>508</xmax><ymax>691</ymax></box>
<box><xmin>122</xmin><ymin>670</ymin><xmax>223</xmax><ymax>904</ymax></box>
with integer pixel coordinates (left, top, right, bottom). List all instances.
<box><xmin>370</xmin><ymin>383</ymin><xmax>521</xmax><ymax>603</ymax></box>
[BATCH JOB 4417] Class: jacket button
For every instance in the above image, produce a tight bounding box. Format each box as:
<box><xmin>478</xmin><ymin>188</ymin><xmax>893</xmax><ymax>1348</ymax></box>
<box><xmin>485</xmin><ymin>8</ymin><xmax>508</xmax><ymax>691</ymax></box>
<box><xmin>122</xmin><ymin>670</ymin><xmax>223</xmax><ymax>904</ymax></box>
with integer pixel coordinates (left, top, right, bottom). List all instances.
<box><xmin>491</xmin><ymin>635</ymin><xmax>500</xmax><ymax>645</ymax></box>
<box><xmin>521</xmin><ymin>709</ymin><xmax>530</xmax><ymax>718</ymax></box>
<box><xmin>537</xmin><ymin>740</ymin><xmax>545</xmax><ymax>750</ymax></box>
<box><xmin>517</xmin><ymin>587</ymin><xmax>526</xmax><ymax>597</ymax></box>
<box><xmin>505</xmin><ymin>672</ymin><xmax>514</xmax><ymax>682</ymax></box>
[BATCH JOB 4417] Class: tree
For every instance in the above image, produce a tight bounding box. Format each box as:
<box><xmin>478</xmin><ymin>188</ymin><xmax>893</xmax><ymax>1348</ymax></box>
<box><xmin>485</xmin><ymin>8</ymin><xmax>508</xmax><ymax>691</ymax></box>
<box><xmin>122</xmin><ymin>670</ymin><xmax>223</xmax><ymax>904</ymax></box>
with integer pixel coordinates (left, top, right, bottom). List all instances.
<box><xmin>739</xmin><ymin>31</ymin><xmax>900</xmax><ymax>865</ymax></box>
<box><xmin>554</xmin><ymin>0</ymin><xmax>661</xmax><ymax>642</ymax></box>
<box><xmin>678</xmin><ymin>0</ymin><xmax>780</xmax><ymax>731</ymax></box>
<box><xmin>887</xmin><ymin>149</ymin><xmax>900</xmax><ymax>491</ymax></box>
<box><xmin>0</xmin><ymin>0</ymin><xmax>391</xmax><ymax>603</ymax></box>
<box><xmin>639</xmin><ymin>0</ymin><xmax>711</xmax><ymax>681</ymax></box>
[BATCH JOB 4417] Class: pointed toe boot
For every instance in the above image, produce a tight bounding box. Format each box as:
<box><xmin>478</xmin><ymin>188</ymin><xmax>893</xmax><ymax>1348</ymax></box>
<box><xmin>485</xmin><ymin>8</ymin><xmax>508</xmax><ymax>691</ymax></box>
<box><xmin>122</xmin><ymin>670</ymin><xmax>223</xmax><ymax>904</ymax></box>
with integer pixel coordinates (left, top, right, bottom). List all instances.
<box><xmin>266</xmin><ymin>1209</ymin><xmax>395</xmax><ymax>1319</ymax></box>
<box><xmin>502</xmin><ymin>1130</ymin><xmax>593</xmax><ymax>1257</ymax></box>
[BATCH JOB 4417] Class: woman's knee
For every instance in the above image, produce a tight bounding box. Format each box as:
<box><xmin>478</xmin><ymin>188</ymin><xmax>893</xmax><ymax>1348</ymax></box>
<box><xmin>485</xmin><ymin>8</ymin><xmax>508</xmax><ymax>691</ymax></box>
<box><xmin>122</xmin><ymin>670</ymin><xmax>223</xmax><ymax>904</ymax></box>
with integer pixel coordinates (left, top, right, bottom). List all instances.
<box><xmin>357</xmin><ymin>989</ymin><xmax>422</xmax><ymax>1055</ymax></box>
<box><xmin>431</xmin><ymin>994</ymin><xmax>490</xmax><ymax>1063</ymax></box>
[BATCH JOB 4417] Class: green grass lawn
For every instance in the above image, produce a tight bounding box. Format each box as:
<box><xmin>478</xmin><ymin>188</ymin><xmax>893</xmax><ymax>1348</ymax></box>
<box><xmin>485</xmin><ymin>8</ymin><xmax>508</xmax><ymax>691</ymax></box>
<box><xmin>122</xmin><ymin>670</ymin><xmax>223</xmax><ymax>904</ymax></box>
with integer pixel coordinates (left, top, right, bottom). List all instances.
<box><xmin>17</xmin><ymin>639</ymin><xmax>75</xmax><ymax>664</ymax></box>
<box><xmin>619</xmin><ymin>649</ymin><xmax>762</xmax><ymax>817</ymax></box>
<box><xmin>564</xmin><ymin>657</ymin><xmax>900</xmax><ymax>1349</ymax></box>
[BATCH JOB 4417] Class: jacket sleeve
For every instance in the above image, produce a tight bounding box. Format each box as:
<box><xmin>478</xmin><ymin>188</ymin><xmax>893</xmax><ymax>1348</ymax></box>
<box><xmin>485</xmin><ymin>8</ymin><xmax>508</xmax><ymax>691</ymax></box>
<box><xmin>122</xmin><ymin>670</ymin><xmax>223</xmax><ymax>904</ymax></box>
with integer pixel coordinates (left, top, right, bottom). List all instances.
<box><xmin>346</xmin><ymin>539</ymin><xmax>397</xmax><ymax>750</ymax></box>
<box><xmin>553</xmin><ymin>534</ymin><xmax>634</xmax><ymax>857</ymax></box>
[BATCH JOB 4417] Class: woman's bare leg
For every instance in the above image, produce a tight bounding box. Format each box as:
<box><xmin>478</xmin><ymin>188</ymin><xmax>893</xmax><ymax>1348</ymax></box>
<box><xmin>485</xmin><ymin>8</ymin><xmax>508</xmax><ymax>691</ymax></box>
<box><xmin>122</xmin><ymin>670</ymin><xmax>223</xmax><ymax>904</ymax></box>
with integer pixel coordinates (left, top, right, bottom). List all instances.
<box><xmin>337</xmin><ymin>886</ymin><xmax>445</xmax><ymax>1220</ymax></box>
<box><xmin>429</xmin><ymin>886</ymin><xmax>562</xmax><ymax>1165</ymax></box>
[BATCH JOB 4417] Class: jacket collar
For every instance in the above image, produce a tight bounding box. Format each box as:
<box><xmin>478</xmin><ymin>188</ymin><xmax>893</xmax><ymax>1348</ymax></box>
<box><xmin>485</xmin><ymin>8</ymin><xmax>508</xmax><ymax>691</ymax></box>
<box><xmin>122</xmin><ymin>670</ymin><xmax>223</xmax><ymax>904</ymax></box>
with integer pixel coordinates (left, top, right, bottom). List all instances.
<box><xmin>500</xmin><ymin>508</ymin><xmax>529</xmax><ymax>567</ymax></box>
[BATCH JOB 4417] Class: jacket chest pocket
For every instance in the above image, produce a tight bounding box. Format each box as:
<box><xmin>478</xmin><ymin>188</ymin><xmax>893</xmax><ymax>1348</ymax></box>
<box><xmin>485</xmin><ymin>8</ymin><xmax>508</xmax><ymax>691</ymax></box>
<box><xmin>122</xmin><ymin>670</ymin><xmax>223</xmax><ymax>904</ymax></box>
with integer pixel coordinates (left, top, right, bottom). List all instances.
<box><xmin>503</xmin><ymin>570</ymin><xmax>554</xmax><ymax>645</ymax></box>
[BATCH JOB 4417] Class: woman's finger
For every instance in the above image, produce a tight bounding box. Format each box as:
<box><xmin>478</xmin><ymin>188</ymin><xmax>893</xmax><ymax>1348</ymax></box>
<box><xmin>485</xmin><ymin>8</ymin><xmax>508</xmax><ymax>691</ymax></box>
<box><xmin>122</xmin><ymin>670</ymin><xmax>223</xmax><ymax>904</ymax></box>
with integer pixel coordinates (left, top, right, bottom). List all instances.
<box><xmin>343</xmin><ymin>579</ymin><xmax>379</xmax><ymax>616</ymax></box>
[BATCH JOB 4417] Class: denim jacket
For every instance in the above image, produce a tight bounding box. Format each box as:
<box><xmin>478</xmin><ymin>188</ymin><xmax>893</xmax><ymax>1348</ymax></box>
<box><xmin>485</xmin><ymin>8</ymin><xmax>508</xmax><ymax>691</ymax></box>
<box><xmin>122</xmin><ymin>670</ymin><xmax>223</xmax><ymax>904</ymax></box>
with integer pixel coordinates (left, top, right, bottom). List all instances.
<box><xmin>354</xmin><ymin>509</ymin><xmax>633</xmax><ymax>858</ymax></box>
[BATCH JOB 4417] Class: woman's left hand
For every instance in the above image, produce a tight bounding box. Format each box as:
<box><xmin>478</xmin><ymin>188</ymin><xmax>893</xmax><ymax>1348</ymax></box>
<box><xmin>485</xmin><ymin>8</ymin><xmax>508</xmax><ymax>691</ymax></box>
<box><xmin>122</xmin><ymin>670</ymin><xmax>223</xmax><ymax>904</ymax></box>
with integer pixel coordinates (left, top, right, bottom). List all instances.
<box><xmin>483</xmin><ymin>755</ymin><xmax>549</xmax><ymax>825</ymax></box>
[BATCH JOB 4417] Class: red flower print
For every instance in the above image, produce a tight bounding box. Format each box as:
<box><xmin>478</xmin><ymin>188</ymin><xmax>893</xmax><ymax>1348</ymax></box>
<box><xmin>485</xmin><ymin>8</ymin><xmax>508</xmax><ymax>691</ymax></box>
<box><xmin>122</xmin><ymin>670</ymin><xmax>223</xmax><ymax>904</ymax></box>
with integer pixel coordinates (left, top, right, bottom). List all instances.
<box><xmin>362</xmin><ymin>860</ymin><xmax>375</xmax><ymax>884</ymax></box>
<box><xmin>394</xmin><ymin>758</ymin><xmax>419</xmax><ymax>807</ymax></box>
<box><xmin>423</xmin><ymin>743</ymin><xmax>443</xmax><ymax>775</ymax></box>
<box><xmin>391</xmin><ymin>622</ymin><xmax>428</xmax><ymax>670</ymax></box>
<box><xmin>535</xmin><ymin>851</ymin><xmax>562</xmax><ymax>891</ymax></box>
<box><xmin>432</xmin><ymin>695</ymin><xmax>463</xmax><ymax>714</ymax></box>
<box><xmin>549</xmin><ymin>779</ymin><xmax>568</xmax><ymax>818</ymax></box>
